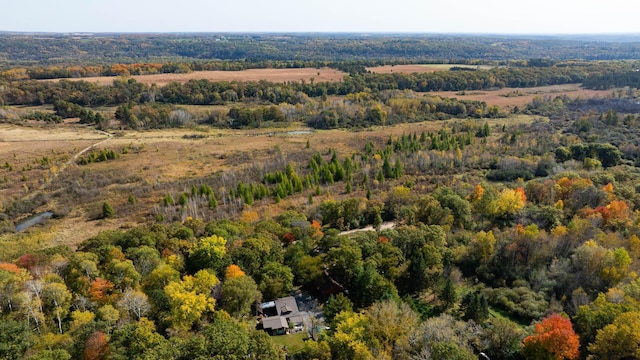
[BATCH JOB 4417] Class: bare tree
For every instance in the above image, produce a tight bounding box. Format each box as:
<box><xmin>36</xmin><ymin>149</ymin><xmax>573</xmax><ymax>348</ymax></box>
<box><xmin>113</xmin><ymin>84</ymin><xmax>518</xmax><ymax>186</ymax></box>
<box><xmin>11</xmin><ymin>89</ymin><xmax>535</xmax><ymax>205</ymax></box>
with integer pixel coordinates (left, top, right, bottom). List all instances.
<box><xmin>117</xmin><ymin>288</ymin><xmax>150</xmax><ymax>321</ymax></box>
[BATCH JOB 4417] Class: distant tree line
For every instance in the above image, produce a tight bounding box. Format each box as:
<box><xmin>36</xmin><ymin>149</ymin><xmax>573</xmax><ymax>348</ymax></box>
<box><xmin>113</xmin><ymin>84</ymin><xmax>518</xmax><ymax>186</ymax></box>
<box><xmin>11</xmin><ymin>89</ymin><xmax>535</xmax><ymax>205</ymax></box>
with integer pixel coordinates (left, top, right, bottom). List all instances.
<box><xmin>0</xmin><ymin>64</ymin><xmax>614</xmax><ymax>108</ymax></box>
<box><xmin>2</xmin><ymin>33</ymin><xmax>640</xmax><ymax>68</ymax></box>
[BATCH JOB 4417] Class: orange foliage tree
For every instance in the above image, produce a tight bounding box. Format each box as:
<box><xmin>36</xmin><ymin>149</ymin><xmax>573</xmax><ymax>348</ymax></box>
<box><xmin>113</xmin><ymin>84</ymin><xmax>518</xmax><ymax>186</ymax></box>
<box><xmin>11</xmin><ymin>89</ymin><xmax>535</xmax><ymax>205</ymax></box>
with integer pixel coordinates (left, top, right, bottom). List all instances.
<box><xmin>88</xmin><ymin>278</ymin><xmax>115</xmax><ymax>305</ymax></box>
<box><xmin>580</xmin><ymin>200</ymin><xmax>630</xmax><ymax>228</ymax></box>
<box><xmin>224</xmin><ymin>264</ymin><xmax>246</xmax><ymax>279</ymax></box>
<box><xmin>0</xmin><ymin>262</ymin><xmax>22</xmax><ymax>274</ymax></box>
<box><xmin>522</xmin><ymin>313</ymin><xmax>580</xmax><ymax>360</ymax></box>
<box><xmin>469</xmin><ymin>183</ymin><xmax>484</xmax><ymax>202</ymax></box>
<box><xmin>310</xmin><ymin>219</ymin><xmax>324</xmax><ymax>239</ymax></box>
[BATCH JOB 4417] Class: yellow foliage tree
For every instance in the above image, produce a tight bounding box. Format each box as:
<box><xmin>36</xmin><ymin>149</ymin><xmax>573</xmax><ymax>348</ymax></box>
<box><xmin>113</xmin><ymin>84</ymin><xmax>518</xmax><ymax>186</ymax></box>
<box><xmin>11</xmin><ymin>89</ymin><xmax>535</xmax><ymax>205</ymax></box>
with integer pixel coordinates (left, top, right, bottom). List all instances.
<box><xmin>589</xmin><ymin>311</ymin><xmax>640</xmax><ymax>359</ymax></box>
<box><xmin>68</xmin><ymin>309</ymin><xmax>96</xmax><ymax>332</ymax></box>
<box><xmin>491</xmin><ymin>188</ymin><xmax>526</xmax><ymax>219</ymax></box>
<box><xmin>164</xmin><ymin>270</ymin><xmax>218</xmax><ymax>330</ymax></box>
<box><xmin>328</xmin><ymin>311</ymin><xmax>374</xmax><ymax>360</ymax></box>
<box><xmin>240</xmin><ymin>210</ymin><xmax>259</xmax><ymax>224</ymax></box>
<box><xmin>472</xmin><ymin>230</ymin><xmax>496</xmax><ymax>262</ymax></box>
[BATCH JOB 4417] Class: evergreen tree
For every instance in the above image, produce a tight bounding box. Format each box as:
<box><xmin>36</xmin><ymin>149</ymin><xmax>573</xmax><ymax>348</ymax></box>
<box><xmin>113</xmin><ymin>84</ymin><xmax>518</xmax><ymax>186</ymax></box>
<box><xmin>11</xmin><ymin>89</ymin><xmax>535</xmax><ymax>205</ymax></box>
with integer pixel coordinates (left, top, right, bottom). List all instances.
<box><xmin>102</xmin><ymin>202</ymin><xmax>115</xmax><ymax>218</ymax></box>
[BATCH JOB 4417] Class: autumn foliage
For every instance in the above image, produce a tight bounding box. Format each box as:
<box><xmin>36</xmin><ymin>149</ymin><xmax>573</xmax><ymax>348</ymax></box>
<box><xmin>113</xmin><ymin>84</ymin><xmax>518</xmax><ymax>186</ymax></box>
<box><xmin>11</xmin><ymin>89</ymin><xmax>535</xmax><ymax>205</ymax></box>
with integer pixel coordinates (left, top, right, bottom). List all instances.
<box><xmin>580</xmin><ymin>200</ymin><xmax>630</xmax><ymax>227</ymax></box>
<box><xmin>522</xmin><ymin>313</ymin><xmax>580</xmax><ymax>360</ymax></box>
<box><xmin>88</xmin><ymin>278</ymin><xmax>116</xmax><ymax>305</ymax></box>
<box><xmin>83</xmin><ymin>331</ymin><xmax>110</xmax><ymax>360</ymax></box>
<box><xmin>224</xmin><ymin>264</ymin><xmax>246</xmax><ymax>279</ymax></box>
<box><xmin>0</xmin><ymin>262</ymin><xmax>22</xmax><ymax>274</ymax></box>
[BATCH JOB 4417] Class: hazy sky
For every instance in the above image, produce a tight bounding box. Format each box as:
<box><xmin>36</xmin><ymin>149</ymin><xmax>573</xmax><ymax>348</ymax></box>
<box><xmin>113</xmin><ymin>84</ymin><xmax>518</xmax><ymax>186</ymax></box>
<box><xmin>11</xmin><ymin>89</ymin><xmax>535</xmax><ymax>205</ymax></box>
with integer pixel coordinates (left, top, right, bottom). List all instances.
<box><xmin>1</xmin><ymin>0</ymin><xmax>638</xmax><ymax>34</ymax></box>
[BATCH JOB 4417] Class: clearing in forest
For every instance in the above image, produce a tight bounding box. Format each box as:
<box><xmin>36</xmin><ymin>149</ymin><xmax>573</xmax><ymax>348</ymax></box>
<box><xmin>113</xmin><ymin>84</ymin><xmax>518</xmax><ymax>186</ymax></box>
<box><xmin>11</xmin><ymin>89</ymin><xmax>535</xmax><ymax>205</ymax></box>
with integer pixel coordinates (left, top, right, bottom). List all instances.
<box><xmin>430</xmin><ymin>84</ymin><xmax>612</xmax><ymax>108</ymax></box>
<box><xmin>366</xmin><ymin>64</ymin><xmax>494</xmax><ymax>74</ymax></box>
<box><xmin>40</xmin><ymin>67</ymin><xmax>347</xmax><ymax>86</ymax></box>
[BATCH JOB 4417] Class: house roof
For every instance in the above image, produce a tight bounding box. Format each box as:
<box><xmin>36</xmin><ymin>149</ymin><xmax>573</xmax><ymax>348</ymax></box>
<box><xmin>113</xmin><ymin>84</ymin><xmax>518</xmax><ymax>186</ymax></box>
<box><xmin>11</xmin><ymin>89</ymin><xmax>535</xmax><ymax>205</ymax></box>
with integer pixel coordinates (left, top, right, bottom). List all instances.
<box><xmin>288</xmin><ymin>315</ymin><xmax>304</xmax><ymax>325</ymax></box>
<box><xmin>262</xmin><ymin>316</ymin><xmax>288</xmax><ymax>330</ymax></box>
<box><xmin>274</xmin><ymin>296</ymin><xmax>299</xmax><ymax>317</ymax></box>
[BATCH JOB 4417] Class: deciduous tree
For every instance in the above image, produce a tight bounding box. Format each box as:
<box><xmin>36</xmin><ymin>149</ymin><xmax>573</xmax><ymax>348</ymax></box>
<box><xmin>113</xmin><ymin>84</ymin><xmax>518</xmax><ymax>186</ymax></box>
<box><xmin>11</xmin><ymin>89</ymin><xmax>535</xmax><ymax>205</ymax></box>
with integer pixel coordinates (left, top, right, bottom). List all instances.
<box><xmin>522</xmin><ymin>313</ymin><xmax>579</xmax><ymax>360</ymax></box>
<box><xmin>588</xmin><ymin>311</ymin><xmax>640</xmax><ymax>359</ymax></box>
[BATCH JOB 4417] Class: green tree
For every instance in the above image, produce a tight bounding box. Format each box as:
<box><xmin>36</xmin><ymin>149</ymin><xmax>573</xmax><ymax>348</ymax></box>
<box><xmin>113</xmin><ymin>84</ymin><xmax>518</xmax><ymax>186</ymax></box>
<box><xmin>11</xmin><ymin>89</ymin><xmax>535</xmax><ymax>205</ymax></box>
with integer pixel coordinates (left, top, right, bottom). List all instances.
<box><xmin>106</xmin><ymin>259</ymin><xmax>141</xmax><ymax>291</ymax></box>
<box><xmin>125</xmin><ymin>246</ymin><xmax>161</xmax><ymax>277</ymax></box>
<box><xmin>573</xmin><ymin>293</ymin><xmax>633</xmax><ymax>354</ymax></box>
<box><xmin>221</xmin><ymin>274</ymin><xmax>261</xmax><ymax>319</ymax></box>
<box><xmin>0</xmin><ymin>318</ymin><xmax>33</xmax><ymax>360</ymax></box>
<box><xmin>109</xmin><ymin>318</ymin><xmax>174</xmax><ymax>360</ymax></box>
<box><xmin>294</xmin><ymin>255</ymin><xmax>325</xmax><ymax>288</ymax></box>
<box><xmin>258</xmin><ymin>262</ymin><xmax>294</xmax><ymax>300</ymax></box>
<box><xmin>324</xmin><ymin>293</ymin><xmax>354</xmax><ymax>330</ymax></box>
<box><xmin>191</xmin><ymin>313</ymin><xmax>279</xmax><ymax>360</ymax></box>
<box><xmin>479</xmin><ymin>317</ymin><xmax>525</xmax><ymax>360</ymax></box>
<box><xmin>461</xmin><ymin>291</ymin><xmax>489</xmax><ymax>323</ymax></box>
<box><xmin>102</xmin><ymin>202</ymin><xmax>114</xmax><ymax>218</ymax></box>
<box><xmin>248</xmin><ymin>329</ymin><xmax>284</xmax><ymax>360</ymax></box>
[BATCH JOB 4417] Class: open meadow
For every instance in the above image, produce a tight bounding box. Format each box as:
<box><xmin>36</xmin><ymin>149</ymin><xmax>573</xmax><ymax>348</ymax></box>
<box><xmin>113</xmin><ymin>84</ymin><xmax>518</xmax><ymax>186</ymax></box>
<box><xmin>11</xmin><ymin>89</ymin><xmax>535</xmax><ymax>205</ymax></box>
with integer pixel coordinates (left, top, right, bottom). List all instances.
<box><xmin>40</xmin><ymin>67</ymin><xmax>347</xmax><ymax>86</ymax></box>
<box><xmin>366</xmin><ymin>64</ymin><xmax>494</xmax><ymax>73</ymax></box>
<box><xmin>430</xmin><ymin>83</ymin><xmax>613</xmax><ymax>108</ymax></box>
<box><xmin>1</xmin><ymin>115</ymin><xmax>535</xmax><ymax>250</ymax></box>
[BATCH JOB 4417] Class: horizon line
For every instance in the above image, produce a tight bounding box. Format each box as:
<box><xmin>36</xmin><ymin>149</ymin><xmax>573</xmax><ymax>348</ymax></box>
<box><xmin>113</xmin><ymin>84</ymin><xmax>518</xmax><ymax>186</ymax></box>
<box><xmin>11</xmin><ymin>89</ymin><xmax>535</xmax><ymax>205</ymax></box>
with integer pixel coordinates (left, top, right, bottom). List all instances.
<box><xmin>2</xmin><ymin>30</ymin><xmax>640</xmax><ymax>36</ymax></box>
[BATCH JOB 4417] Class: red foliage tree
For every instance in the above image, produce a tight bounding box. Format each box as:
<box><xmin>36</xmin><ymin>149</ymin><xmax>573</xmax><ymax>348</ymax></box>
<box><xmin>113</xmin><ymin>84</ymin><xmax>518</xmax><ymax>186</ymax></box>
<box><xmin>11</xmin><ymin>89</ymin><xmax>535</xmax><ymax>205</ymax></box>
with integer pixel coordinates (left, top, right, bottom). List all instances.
<box><xmin>282</xmin><ymin>232</ymin><xmax>296</xmax><ymax>244</ymax></box>
<box><xmin>83</xmin><ymin>331</ymin><xmax>109</xmax><ymax>360</ymax></box>
<box><xmin>522</xmin><ymin>313</ymin><xmax>580</xmax><ymax>360</ymax></box>
<box><xmin>16</xmin><ymin>254</ymin><xmax>39</xmax><ymax>273</ymax></box>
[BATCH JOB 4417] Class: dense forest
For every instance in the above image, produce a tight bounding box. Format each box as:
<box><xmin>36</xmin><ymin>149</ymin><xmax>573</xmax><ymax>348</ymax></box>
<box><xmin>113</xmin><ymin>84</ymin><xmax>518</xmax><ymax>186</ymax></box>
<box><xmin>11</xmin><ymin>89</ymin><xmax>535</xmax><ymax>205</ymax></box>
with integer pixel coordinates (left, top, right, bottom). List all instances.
<box><xmin>2</xmin><ymin>33</ymin><xmax>640</xmax><ymax>68</ymax></box>
<box><xmin>3</xmin><ymin>33</ymin><xmax>640</xmax><ymax>359</ymax></box>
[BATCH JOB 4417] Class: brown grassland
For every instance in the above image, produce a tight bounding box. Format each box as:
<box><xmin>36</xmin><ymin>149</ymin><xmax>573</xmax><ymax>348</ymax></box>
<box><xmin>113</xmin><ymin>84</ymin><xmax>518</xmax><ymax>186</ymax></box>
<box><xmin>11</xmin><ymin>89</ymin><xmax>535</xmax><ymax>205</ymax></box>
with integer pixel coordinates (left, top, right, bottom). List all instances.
<box><xmin>0</xmin><ymin>115</ymin><xmax>540</xmax><ymax>252</ymax></box>
<box><xmin>0</xmin><ymin>77</ymin><xmax>610</xmax><ymax>254</ymax></box>
<box><xmin>41</xmin><ymin>67</ymin><xmax>347</xmax><ymax>86</ymax></box>
<box><xmin>431</xmin><ymin>84</ymin><xmax>613</xmax><ymax>108</ymax></box>
<box><xmin>0</xmin><ymin>123</ymin><xmax>109</xmax><ymax>207</ymax></box>
<box><xmin>365</xmin><ymin>64</ymin><xmax>494</xmax><ymax>74</ymax></box>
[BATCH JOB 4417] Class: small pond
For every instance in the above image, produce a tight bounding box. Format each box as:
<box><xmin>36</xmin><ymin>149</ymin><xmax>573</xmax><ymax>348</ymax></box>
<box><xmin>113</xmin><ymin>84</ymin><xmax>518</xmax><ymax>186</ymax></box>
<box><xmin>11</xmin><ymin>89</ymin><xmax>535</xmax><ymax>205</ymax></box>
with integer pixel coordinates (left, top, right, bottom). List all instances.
<box><xmin>15</xmin><ymin>212</ymin><xmax>54</xmax><ymax>232</ymax></box>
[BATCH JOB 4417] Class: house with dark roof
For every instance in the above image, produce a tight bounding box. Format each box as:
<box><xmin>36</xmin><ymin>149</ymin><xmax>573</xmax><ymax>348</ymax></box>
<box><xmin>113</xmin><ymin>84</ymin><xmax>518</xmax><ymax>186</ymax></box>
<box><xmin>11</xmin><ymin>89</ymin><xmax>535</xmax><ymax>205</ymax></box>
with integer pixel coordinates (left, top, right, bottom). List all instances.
<box><xmin>260</xmin><ymin>296</ymin><xmax>304</xmax><ymax>335</ymax></box>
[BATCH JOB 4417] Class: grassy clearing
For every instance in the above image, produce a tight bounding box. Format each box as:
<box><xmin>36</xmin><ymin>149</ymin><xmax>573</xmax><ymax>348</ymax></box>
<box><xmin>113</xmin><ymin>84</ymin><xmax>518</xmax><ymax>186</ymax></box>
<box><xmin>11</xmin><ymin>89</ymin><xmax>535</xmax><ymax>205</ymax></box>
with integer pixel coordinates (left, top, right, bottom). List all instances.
<box><xmin>488</xmin><ymin>306</ymin><xmax>531</xmax><ymax>329</ymax></box>
<box><xmin>270</xmin><ymin>332</ymin><xmax>308</xmax><ymax>354</ymax></box>
<box><xmin>430</xmin><ymin>84</ymin><xmax>612</xmax><ymax>108</ymax></box>
<box><xmin>366</xmin><ymin>64</ymin><xmax>494</xmax><ymax>74</ymax></box>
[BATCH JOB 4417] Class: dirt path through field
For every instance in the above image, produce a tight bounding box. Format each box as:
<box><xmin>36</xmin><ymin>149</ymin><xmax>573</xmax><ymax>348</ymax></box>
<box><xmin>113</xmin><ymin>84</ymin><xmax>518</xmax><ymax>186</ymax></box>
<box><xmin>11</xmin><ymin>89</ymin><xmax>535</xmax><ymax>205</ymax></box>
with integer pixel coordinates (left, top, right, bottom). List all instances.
<box><xmin>46</xmin><ymin>129</ymin><xmax>113</xmax><ymax>187</ymax></box>
<box><xmin>23</xmin><ymin>128</ymin><xmax>113</xmax><ymax>199</ymax></box>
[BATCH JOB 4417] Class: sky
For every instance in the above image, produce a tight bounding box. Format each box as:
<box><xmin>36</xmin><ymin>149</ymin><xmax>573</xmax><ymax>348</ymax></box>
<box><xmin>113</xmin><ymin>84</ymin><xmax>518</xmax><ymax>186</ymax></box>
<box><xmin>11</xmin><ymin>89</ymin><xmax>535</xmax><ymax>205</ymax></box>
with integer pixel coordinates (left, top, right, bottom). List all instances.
<box><xmin>1</xmin><ymin>0</ymin><xmax>638</xmax><ymax>34</ymax></box>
